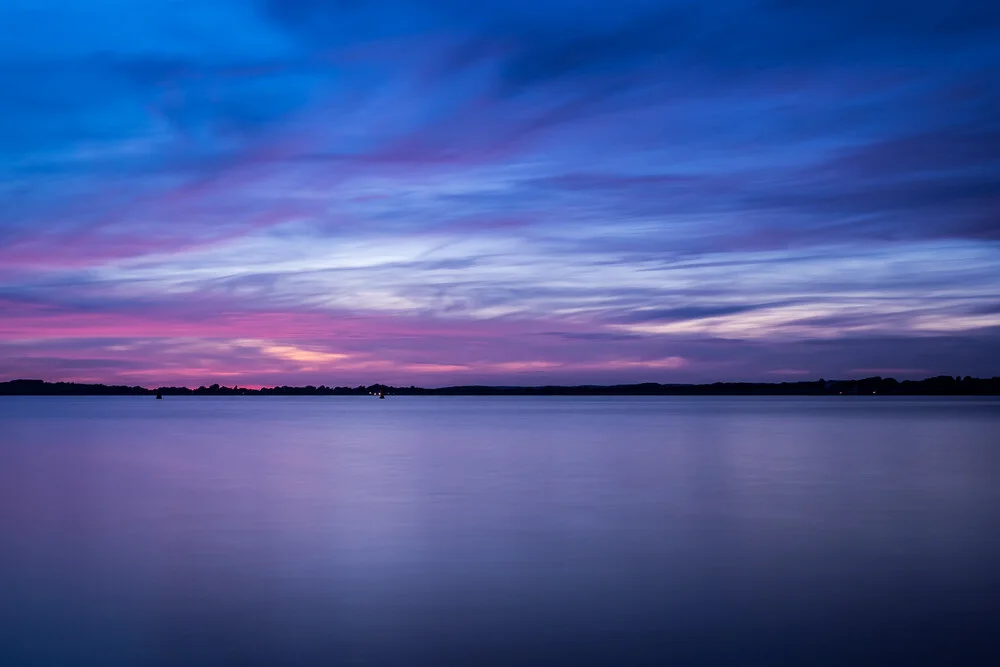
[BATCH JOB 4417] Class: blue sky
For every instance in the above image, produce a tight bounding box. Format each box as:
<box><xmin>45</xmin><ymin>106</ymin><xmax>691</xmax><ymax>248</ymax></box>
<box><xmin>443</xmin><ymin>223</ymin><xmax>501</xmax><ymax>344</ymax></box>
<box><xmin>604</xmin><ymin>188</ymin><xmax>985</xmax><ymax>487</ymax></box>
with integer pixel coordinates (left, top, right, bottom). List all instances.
<box><xmin>1</xmin><ymin>0</ymin><xmax>999</xmax><ymax>386</ymax></box>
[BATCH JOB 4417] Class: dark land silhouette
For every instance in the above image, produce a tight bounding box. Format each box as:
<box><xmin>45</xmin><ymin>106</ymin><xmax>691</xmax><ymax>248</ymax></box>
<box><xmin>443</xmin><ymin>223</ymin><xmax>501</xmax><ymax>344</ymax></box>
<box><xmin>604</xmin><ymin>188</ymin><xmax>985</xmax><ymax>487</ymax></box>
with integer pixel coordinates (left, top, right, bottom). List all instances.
<box><xmin>1</xmin><ymin>376</ymin><xmax>998</xmax><ymax>396</ymax></box>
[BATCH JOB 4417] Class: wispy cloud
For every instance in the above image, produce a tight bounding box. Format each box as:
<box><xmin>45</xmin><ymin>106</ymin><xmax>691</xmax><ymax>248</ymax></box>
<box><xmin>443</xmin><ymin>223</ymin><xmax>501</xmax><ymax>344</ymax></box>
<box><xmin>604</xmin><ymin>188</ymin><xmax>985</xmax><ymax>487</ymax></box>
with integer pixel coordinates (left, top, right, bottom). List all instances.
<box><xmin>1</xmin><ymin>0</ymin><xmax>998</xmax><ymax>384</ymax></box>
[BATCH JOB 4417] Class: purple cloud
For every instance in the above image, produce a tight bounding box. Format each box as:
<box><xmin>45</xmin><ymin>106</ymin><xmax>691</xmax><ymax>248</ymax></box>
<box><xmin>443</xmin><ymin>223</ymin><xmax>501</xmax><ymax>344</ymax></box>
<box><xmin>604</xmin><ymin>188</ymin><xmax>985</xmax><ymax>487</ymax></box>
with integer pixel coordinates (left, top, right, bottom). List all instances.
<box><xmin>1</xmin><ymin>0</ymin><xmax>999</xmax><ymax>385</ymax></box>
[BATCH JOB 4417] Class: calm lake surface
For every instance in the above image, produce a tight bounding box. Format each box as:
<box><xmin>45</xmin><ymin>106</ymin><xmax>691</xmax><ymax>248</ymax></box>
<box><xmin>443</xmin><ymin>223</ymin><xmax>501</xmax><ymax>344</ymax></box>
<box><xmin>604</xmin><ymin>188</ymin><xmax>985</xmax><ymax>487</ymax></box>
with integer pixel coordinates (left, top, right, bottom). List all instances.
<box><xmin>1</xmin><ymin>396</ymin><xmax>998</xmax><ymax>666</ymax></box>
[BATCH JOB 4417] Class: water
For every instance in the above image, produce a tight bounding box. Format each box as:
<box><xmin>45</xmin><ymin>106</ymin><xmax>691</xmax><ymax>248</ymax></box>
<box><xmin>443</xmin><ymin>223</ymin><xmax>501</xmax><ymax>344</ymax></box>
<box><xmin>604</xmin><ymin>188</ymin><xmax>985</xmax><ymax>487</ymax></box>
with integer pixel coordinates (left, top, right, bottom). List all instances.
<box><xmin>1</xmin><ymin>396</ymin><xmax>998</xmax><ymax>666</ymax></box>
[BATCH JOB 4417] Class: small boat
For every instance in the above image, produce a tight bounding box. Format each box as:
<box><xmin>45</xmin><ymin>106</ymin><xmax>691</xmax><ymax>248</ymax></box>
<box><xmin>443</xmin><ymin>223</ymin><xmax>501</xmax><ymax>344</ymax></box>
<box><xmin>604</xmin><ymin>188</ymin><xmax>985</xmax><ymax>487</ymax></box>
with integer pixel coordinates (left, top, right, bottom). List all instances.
<box><xmin>155</xmin><ymin>391</ymin><xmax>163</xmax><ymax>400</ymax></box>
<box><xmin>378</xmin><ymin>390</ymin><xmax>386</xmax><ymax>399</ymax></box>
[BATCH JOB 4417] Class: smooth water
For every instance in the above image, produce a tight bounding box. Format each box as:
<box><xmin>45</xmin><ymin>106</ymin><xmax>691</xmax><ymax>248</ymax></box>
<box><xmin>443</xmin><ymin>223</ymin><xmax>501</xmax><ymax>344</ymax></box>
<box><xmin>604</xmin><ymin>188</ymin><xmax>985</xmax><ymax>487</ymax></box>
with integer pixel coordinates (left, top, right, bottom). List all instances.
<box><xmin>1</xmin><ymin>396</ymin><xmax>998</xmax><ymax>666</ymax></box>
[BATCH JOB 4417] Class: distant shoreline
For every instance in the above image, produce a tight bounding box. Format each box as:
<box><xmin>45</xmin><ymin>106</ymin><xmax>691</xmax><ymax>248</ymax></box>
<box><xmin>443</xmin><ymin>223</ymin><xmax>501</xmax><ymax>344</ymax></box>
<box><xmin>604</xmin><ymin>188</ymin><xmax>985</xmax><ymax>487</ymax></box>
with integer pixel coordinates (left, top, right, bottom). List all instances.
<box><xmin>1</xmin><ymin>377</ymin><xmax>998</xmax><ymax>396</ymax></box>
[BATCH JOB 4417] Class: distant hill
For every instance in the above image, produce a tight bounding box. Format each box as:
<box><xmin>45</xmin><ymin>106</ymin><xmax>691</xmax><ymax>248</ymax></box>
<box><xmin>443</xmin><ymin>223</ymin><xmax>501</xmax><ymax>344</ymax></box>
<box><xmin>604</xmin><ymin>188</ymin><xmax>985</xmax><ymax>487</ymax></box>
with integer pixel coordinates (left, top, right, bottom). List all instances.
<box><xmin>1</xmin><ymin>376</ymin><xmax>998</xmax><ymax>396</ymax></box>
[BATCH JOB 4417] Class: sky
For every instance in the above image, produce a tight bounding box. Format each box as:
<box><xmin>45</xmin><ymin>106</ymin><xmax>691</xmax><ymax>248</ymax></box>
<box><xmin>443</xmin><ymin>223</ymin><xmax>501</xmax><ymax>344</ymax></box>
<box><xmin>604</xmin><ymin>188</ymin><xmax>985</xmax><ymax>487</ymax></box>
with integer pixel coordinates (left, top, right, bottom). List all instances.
<box><xmin>1</xmin><ymin>0</ymin><xmax>999</xmax><ymax>387</ymax></box>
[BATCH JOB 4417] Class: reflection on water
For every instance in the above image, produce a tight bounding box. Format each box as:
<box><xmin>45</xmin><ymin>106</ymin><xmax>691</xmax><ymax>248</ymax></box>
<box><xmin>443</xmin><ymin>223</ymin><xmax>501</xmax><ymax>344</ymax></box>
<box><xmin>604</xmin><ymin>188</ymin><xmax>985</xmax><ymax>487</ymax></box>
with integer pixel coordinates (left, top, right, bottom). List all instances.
<box><xmin>1</xmin><ymin>396</ymin><xmax>998</xmax><ymax>666</ymax></box>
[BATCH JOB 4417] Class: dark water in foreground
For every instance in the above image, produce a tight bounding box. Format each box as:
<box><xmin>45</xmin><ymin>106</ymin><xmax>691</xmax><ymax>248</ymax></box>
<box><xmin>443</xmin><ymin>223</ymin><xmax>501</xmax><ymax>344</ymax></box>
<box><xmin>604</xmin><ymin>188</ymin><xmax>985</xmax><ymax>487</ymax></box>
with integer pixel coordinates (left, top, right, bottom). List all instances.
<box><xmin>1</xmin><ymin>396</ymin><xmax>998</xmax><ymax>666</ymax></box>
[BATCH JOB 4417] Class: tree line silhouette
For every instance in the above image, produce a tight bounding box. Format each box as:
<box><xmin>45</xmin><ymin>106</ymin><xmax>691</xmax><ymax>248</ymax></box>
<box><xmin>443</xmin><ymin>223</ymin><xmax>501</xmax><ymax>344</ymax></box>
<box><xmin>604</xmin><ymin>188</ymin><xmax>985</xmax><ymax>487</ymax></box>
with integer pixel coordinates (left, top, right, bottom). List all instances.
<box><xmin>2</xmin><ymin>376</ymin><xmax>998</xmax><ymax>396</ymax></box>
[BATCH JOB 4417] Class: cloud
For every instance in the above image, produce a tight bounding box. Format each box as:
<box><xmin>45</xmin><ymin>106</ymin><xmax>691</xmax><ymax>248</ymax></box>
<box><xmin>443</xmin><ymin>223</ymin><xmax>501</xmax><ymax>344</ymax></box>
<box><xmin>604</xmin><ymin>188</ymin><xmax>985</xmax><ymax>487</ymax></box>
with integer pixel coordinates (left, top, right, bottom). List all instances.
<box><xmin>611</xmin><ymin>305</ymin><xmax>780</xmax><ymax>325</ymax></box>
<box><xmin>1</xmin><ymin>0</ymin><xmax>999</xmax><ymax>384</ymax></box>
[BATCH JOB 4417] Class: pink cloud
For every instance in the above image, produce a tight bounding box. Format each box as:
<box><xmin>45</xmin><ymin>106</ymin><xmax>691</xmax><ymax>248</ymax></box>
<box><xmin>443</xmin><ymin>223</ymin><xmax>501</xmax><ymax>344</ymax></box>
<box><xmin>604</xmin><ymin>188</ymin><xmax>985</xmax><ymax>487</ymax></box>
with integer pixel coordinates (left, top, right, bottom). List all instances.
<box><xmin>0</xmin><ymin>297</ymin><xmax>702</xmax><ymax>386</ymax></box>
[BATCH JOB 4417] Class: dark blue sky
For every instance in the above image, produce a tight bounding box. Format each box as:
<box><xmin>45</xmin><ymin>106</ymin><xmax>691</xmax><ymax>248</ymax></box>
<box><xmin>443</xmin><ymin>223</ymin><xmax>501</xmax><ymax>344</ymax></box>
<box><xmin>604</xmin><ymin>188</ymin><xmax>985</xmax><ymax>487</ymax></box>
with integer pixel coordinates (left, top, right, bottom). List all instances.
<box><xmin>1</xmin><ymin>0</ymin><xmax>998</xmax><ymax>385</ymax></box>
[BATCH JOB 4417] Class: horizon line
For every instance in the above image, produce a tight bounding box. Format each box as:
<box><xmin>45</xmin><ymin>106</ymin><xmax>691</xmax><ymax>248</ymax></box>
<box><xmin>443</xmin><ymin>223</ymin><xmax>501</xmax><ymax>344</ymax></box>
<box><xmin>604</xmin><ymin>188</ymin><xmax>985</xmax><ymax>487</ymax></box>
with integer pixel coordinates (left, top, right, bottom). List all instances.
<box><xmin>2</xmin><ymin>376</ymin><xmax>998</xmax><ymax>396</ymax></box>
